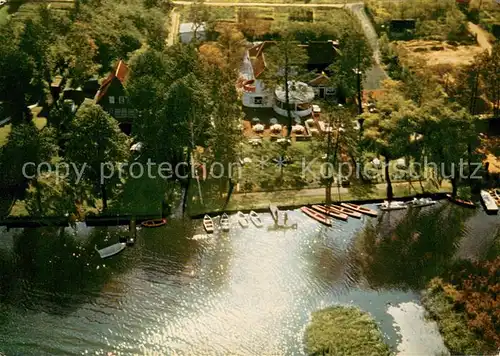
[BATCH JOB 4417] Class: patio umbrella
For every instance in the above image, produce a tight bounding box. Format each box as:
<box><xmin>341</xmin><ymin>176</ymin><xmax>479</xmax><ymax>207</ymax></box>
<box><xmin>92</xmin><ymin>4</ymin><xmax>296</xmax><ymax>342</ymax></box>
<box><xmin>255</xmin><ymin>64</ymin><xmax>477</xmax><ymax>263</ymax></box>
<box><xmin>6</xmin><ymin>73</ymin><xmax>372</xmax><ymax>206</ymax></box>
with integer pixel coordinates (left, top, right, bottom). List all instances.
<box><xmin>251</xmin><ymin>117</ymin><xmax>260</xmax><ymax>123</ymax></box>
<box><xmin>270</xmin><ymin>118</ymin><xmax>278</xmax><ymax>125</ymax></box>
<box><xmin>271</xmin><ymin>124</ymin><xmax>282</xmax><ymax>132</ymax></box>
<box><xmin>253</xmin><ymin>123</ymin><xmax>264</xmax><ymax>132</ymax></box>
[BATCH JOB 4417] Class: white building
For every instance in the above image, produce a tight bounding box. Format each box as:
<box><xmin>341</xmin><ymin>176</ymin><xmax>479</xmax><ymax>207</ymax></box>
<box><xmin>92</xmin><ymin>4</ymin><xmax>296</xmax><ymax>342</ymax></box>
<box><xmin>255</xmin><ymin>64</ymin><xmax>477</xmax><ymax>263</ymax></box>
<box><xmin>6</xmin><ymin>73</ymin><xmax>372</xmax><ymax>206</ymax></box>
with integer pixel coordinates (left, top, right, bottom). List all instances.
<box><xmin>239</xmin><ymin>42</ymin><xmax>315</xmax><ymax>117</ymax></box>
<box><xmin>179</xmin><ymin>22</ymin><xmax>206</xmax><ymax>44</ymax></box>
<box><xmin>273</xmin><ymin>81</ymin><xmax>315</xmax><ymax>117</ymax></box>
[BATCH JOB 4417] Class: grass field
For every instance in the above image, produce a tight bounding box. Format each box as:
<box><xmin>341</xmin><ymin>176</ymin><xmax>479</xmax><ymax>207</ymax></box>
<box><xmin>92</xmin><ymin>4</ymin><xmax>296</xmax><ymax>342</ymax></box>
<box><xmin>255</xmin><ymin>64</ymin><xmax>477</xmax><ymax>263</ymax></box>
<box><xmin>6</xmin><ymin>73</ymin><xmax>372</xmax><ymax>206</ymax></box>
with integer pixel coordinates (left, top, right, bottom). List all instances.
<box><xmin>0</xmin><ymin>6</ymin><xmax>9</xmax><ymax>26</ymax></box>
<box><xmin>6</xmin><ymin>0</ymin><xmax>73</xmax><ymax>23</ymax></box>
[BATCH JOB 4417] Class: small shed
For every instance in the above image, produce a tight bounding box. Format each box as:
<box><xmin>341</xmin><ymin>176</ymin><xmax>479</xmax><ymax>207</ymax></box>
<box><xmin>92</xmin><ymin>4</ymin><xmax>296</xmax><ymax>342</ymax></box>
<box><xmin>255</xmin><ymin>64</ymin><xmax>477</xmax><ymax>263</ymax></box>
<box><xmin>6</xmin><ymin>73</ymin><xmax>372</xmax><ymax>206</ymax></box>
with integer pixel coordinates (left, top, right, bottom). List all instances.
<box><xmin>179</xmin><ymin>22</ymin><xmax>206</xmax><ymax>44</ymax></box>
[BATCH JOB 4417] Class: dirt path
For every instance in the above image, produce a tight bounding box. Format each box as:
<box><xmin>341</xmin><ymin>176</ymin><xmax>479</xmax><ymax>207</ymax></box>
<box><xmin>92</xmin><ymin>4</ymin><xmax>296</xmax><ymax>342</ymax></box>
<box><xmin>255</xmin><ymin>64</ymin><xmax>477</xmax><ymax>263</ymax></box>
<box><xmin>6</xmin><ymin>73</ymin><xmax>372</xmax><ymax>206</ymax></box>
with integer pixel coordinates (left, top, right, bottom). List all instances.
<box><xmin>468</xmin><ymin>22</ymin><xmax>493</xmax><ymax>54</ymax></box>
<box><xmin>167</xmin><ymin>9</ymin><xmax>180</xmax><ymax>47</ymax></box>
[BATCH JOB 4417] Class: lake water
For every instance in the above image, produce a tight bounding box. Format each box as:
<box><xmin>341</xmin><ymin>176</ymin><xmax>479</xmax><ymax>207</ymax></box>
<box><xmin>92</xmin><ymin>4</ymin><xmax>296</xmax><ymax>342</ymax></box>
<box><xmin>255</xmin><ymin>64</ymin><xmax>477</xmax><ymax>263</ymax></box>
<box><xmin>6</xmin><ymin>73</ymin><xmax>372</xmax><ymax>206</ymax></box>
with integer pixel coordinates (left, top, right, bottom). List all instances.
<box><xmin>0</xmin><ymin>202</ymin><xmax>498</xmax><ymax>355</ymax></box>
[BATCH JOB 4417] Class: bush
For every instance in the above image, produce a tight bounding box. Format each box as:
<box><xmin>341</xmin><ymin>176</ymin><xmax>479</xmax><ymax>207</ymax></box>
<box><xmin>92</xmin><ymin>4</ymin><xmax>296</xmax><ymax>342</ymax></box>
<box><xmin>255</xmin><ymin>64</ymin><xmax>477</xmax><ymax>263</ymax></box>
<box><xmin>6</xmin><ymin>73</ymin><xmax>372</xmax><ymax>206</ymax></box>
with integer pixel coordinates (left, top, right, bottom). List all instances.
<box><xmin>304</xmin><ymin>306</ymin><xmax>391</xmax><ymax>356</ymax></box>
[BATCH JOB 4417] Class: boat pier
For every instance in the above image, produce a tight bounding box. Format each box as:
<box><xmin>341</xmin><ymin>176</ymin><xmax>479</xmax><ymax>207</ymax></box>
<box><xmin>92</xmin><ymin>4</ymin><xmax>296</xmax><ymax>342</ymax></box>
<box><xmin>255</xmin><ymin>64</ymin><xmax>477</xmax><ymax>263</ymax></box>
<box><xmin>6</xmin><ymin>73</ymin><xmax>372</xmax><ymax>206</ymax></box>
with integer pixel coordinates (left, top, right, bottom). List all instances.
<box><xmin>269</xmin><ymin>204</ymin><xmax>297</xmax><ymax>229</ymax></box>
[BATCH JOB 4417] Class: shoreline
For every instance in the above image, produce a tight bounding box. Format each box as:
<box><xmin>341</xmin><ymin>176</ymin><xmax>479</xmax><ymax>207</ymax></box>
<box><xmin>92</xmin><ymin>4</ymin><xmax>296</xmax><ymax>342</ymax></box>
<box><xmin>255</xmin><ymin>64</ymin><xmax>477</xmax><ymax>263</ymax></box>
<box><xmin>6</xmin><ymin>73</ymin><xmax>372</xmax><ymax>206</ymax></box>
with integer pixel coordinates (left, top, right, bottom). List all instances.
<box><xmin>0</xmin><ymin>191</ymin><xmax>452</xmax><ymax>228</ymax></box>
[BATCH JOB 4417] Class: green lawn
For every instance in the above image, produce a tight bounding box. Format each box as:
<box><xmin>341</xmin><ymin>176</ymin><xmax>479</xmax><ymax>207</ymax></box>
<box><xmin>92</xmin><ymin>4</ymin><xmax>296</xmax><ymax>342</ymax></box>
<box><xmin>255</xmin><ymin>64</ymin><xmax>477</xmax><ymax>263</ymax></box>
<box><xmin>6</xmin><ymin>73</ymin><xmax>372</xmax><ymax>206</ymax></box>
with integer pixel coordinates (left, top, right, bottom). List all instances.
<box><xmin>0</xmin><ymin>6</ymin><xmax>8</xmax><ymax>26</ymax></box>
<box><xmin>0</xmin><ymin>123</ymin><xmax>12</xmax><ymax>147</ymax></box>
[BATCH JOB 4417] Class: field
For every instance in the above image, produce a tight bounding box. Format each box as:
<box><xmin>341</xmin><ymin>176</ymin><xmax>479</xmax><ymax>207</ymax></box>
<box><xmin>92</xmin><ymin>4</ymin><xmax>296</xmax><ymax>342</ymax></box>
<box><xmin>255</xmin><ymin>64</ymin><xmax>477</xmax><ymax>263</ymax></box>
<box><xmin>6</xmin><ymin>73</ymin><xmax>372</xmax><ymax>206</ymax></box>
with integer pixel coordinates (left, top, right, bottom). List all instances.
<box><xmin>395</xmin><ymin>40</ymin><xmax>485</xmax><ymax>67</ymax></box>
<box><xmin>0</xmin><ymin>6</ymin><xmax>8</xmax><ymax>25</ymax></box>
<box><xmin>201</xmin><ymin>0</ymin><xmax>357</xmax><ymax>4</ymax></box>
<box><xmin>475</xmin><ymin>0</ymin><xmax>500</xmax><ymax>30</ymax></box>
<box><xmin>178</xmin><ymin>5</ymin><xmax>346</xmax><ymax>26</ymax></box>
<box><xmin>4</xmin><ymin>0</ymin><xmax>74</xmax><ymax>23</ymax></box>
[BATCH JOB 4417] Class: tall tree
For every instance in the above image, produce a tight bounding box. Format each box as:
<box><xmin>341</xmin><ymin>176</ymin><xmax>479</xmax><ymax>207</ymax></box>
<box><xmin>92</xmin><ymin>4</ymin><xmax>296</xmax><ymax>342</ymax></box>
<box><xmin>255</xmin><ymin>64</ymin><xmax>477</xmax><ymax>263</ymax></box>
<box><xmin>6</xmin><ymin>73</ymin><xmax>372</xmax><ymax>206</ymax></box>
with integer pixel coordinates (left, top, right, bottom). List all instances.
<box><xmin>265</xmin><ymin>33</ymin><xmax>308</xmax><ymax>135</ymax></box>
<box><xmin>328</xmin><ymin>24</ymin><xmax>372</xmax><ymax>109</ymax></box>
<box><xmin>1</xmin><ymin>123</ymin><xmax>57</xmax><ymax>214</ymax></box>
<box><xmin>362</xmin><ymin>89</ymin><xmax>418</xmax><ymax>200</ymax></box>
<box><xmin>482</xmin><ymin>44</ymin><xmax>500</xmax><ymax>117</ymax></box>
<box><xmin>0</xmin><ymin>34</ymin><xmax>35</xmax><ymax>124</ymax></box>
<box><xmin>65</xmin><ymin>103</ymin><xmax>129</xmax><ymax>210</ymax></box>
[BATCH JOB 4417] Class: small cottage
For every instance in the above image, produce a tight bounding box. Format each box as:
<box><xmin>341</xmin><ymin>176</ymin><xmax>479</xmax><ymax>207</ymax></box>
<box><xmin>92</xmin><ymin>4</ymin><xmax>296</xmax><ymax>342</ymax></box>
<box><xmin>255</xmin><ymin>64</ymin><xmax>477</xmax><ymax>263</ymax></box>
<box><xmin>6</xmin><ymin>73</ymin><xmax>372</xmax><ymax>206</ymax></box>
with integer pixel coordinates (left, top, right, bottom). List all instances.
<box><xmin>308</xmin><ymin>73</ymin><xmax>336</xmax><ymax>99</ymax></box>
<box><xmin>95</xmin><ymin>60</ymin><xmax>137</xmax><ymax>134</ymax></box>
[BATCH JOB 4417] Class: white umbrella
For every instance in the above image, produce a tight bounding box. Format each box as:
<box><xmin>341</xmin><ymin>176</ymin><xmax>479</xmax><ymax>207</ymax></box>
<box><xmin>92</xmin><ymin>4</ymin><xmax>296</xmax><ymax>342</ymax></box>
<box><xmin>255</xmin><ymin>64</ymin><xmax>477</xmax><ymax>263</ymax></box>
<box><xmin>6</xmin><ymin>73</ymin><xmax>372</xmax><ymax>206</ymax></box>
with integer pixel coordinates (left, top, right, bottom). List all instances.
<box><xmin>253</xmin><ymin>123</ymin><xmax>264</xmax><ymax>132</ymax></box>
<box><xmin>271</xmin><ymin>124</ymin><xmax>282</xmax><ymax>132</ymax></box>
<box><xmin>270</xmin><ymin>118</ymin><xmax>278</xmax><ymax>125</ymax></box>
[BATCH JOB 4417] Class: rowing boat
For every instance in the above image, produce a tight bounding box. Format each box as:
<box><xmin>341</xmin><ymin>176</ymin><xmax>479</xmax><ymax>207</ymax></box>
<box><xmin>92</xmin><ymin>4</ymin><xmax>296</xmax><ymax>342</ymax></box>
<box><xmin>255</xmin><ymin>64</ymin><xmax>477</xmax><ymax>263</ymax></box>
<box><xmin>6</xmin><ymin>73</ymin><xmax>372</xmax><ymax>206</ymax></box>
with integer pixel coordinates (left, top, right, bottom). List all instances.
<box><xmin>141</xmin><ymin>218</ymin><xmax>167</xmax><ymax>228</ymax></box>
<box><xmin>446</xmin><ymin>194</ymin><xmax>476</xmax><ymax>209</ymax></box>
<box><xmin>95</xmin><ymin>242</ymin><xmax>126</xmax><ymax>259</ymax></box>
<box><xmin>379</xmin><ymin>200</ymin><xmax>407</xmax><ymax>211</ymax></box>
<box><xmin>220</xmin><ymin>213</ymin><xmax>230</xmax><ymax>232</ymax></box>
<box><xmin>237</xmin><ymin>211</ymin><xmax>249</xmax><ymax>228</ymax></box>
<box><xmin>312</xmin><ymin>205</ymin><xmax>348</xmax><ymax>221</ymax></box>
<box><xmin>330</xmin><ymin>204</ymin><xmax>362</xmax><ymax>218</ymax></box>
<box><xmin>301</xmin><ymin>206</ymin><xmax>332</xmax><ymax>226</ymax></box>
<box><xmin>203</xmin><ymin>215</ymin><xmax>214</xmax><ymax>233</ymax></box>
<box><xmin>249</xmin><ymin>210</ymin><xmax>263</xmax><ymax>227</ymax></box>
<box><xmin>340</xmin><ymin>203</ymin><xmax>378</xmax><ymax>217</ymax></box>
<box><xmin>407</xmin><ymin>197</ymin><xmax>436</xmax><ymax>208</ymax></box>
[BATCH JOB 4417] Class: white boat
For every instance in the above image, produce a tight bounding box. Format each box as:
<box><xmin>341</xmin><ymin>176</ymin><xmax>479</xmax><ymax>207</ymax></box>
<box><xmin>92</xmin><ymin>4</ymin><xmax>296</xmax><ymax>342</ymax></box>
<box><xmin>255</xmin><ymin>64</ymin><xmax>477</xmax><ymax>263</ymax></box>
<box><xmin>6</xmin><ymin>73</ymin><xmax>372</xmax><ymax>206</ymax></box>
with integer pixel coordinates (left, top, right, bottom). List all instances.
<box><xmin>220</xmin><ymin>213</ymin><xmax>230</xmax><ymax>232</ymax></box>
<box><xmin>203</xmin><ymin>215</ymin><xmax>214</xmax><ymax>233</ymax></box>
<box><xmin>237</xmin><ymin>211</ymin><xmax>249</xmax><ymax>228</ymax></box>
<box><xmin>480</xmin><ymin>190</ymin><xmax>499</xmax><ymax>214</ymax></box>
<box><xmin>249</xmin><ymin>210</ymin><xmax>263</xmax><ymax>227</ymax></box>
<box><xmin>379</xmin><ymin>200</ymin><xmax>408</xmax><ymax>211</ymax></box>
<box><xmin>95</xmin><ymin>242</ymin><xmax>126</xmax><ymax>259</ymax></box>
<box><xmin>407</xmin><ymin>197</ymin><xmax>436</xmax><ymax>208</ymax></box>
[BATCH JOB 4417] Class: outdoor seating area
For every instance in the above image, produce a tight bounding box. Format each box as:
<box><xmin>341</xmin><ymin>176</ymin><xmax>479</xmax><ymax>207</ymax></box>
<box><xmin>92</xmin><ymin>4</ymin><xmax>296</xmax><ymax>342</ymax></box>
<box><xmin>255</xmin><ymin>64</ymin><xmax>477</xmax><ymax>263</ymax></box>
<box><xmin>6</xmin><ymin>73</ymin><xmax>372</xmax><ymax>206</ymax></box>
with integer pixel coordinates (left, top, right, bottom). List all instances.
<box><xmin>242</xmin><ymin>108</ymin><xmax>313</xmax><ymax>141</ymax></box>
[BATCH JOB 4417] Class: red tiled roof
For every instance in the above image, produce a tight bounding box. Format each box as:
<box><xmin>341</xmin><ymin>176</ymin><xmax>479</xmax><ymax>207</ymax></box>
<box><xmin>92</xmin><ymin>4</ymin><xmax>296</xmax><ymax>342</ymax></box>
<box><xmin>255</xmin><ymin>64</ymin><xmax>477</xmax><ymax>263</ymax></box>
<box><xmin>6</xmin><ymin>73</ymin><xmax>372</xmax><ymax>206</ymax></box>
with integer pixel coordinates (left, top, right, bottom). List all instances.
<box><xmin>95</xmin><ymin>60</ymin><xmax>129</xmax><ymax>103</ymax></box>
<box><xmin>248</xmin><ymin>42</ymin><xmax>276</xmax><ymax>78</ymax></box>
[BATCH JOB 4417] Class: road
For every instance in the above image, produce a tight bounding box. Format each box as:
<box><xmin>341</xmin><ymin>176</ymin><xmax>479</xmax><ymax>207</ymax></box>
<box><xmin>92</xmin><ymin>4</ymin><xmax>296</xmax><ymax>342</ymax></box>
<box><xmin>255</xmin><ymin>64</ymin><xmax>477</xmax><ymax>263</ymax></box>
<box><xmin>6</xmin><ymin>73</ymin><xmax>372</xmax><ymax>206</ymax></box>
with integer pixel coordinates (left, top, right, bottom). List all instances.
<box><xmin>468</xmin><ymin>22</ymin><xmax>493</xmax><ymax>54</ymax></box>
<box><xmin>167</xmin><ymin>8</ymin><xmax>180</xmax><ymax>46</ymax></box>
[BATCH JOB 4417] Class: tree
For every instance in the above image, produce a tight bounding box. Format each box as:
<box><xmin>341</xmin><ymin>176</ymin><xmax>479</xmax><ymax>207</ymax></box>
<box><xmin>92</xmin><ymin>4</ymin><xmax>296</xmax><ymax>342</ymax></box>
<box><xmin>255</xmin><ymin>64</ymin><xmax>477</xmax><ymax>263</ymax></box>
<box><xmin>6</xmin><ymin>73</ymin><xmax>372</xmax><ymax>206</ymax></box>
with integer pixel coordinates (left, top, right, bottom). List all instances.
<box><xmin>362</xmin><ymin>88</ymin><xmax>418</xmax><ymax>200</ymax></box>
<box><xmin>482</xmin><ymin>44</ymin><xmax>500</xmax><ymax>117</ymax></box>
<box><xmin>65</xmin><ymin>103</ymin><xmax>129</xmax><ymax>211</ymax></box>
<box><xmin>422</xmin><ymin>103</ymin><xmax>478</xmax><ymax>197</ymax></box>
<box><xmin>328</xmin><ymin>24</ymin><xmax>372</xmax><ymax>110</ymax></box>
<box><xmin>1</xmin><ymin>123</ymin><xmax>57</xmax><ymax>214</ymax></box>
<box><xmin>187</xmin><ymin>0</ymin><xmax>210</xmax><ymax>42</ymax></box>
<box><xmin>265</xmin><ymin>32</ymin><xmax>308</xmax><ymax>135</ymax></box>
<box><xmin>0</xmin><ymin>34</ymin><xmax>35</xmax><ymax>124</ymax></box>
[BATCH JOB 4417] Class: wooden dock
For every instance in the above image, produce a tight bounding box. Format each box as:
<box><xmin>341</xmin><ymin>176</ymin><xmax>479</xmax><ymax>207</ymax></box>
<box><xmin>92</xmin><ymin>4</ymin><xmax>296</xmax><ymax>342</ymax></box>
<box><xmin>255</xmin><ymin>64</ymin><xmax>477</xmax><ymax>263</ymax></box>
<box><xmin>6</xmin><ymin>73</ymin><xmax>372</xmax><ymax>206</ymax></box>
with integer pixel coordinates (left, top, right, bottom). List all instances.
<box><xmin>480</xmin><ymin>190</ymin><xmax>499</xmax><ymax>215</ymax></box>
<box><xmin>269</xmin><ymin>204</ymin><xmax>297</xmax><ymax>229</ymax></box>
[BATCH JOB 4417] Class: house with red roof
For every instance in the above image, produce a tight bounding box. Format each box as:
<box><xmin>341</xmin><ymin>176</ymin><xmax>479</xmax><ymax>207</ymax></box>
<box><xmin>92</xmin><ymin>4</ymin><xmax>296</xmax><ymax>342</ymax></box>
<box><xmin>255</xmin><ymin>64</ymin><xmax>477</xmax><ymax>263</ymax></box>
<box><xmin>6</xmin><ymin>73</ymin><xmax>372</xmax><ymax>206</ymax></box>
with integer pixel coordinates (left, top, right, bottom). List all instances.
<box><xmin>95</xmin><ymin>60</ymin><xmax>137</xmax><ymax>134</ymax></box>
<box><xmin>239</xmin><ymin>41</ymin><xmax>339</xmax><ymax>116</ymax></box>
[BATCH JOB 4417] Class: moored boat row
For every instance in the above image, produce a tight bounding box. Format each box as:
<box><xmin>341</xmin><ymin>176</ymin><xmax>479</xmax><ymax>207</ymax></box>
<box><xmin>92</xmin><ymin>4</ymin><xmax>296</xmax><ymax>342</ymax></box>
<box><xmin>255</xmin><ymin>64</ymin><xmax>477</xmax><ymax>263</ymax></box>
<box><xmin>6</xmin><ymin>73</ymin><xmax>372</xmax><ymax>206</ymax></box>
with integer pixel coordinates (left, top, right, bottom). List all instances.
<box><xmin>301</xmin><ymin>203</ymin><xmax>378</xmax><ymax>225</ymax></box>
<box><xmin>203</xmin><ymin>211</ymin><xmax>264</xmax><ymax>233</ymax></box>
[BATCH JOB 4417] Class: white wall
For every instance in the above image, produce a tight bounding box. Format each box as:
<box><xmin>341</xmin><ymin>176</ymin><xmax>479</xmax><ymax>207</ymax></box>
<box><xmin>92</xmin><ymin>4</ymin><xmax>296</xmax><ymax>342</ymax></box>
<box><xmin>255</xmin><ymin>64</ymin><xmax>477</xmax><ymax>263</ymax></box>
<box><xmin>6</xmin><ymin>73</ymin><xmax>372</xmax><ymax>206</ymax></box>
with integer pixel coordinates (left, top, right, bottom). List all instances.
<box><xmin>179</xmin><ymin>31</ymin><xmax>206</xmax><ymax>44</ymax></box>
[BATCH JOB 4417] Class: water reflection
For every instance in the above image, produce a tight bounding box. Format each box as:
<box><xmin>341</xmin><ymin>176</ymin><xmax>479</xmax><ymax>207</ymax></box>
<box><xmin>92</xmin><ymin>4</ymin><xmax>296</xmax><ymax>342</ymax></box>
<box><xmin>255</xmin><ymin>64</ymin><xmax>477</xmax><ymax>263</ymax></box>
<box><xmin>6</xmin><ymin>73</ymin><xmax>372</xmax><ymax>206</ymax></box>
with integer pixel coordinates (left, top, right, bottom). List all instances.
<box><xmin>0</xmin><ymin>203</ymin><xmax>498</xmax><ymax>355</ymax></box>
<box><xmin>353</xmin><ymin>202</ymin><xmax>478</xmax><ymax>290</ymax></box>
